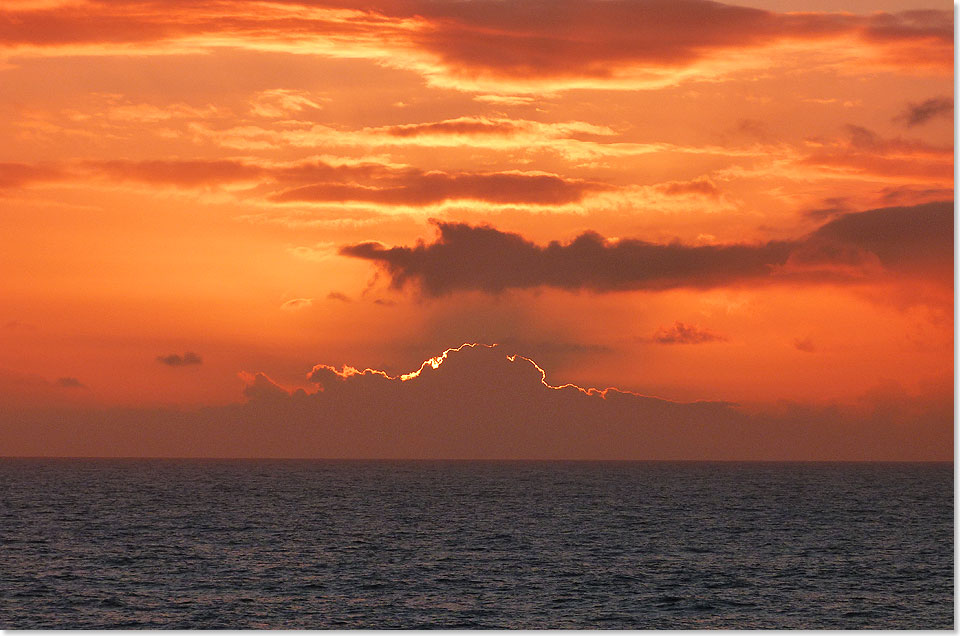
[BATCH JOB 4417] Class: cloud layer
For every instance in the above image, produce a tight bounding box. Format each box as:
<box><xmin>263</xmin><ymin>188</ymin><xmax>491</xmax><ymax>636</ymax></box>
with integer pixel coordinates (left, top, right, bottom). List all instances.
<box><xmin>0</xmin><ymin>0</ymin><xmax>950</xmax><ymax>91</ymax></box>
<box><xmin>341</xmin><ymin>201</ymin><xmax>953</xmax><ymax>296</ymax></box>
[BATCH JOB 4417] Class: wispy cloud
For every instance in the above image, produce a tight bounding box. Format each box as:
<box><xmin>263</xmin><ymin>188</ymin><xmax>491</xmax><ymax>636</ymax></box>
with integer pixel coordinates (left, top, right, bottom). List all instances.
<box><xmin>893</xmin><ymin>96</ymin><xmax>953</xmax><ymax>127</ymax></box>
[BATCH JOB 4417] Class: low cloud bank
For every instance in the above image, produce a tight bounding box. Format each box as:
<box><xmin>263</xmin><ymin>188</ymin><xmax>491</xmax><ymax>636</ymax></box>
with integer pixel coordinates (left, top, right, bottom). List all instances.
<box><xmin>0</xmin><ymin>344</ymin><xmax>950</xmax><ymax>460</ymax></box>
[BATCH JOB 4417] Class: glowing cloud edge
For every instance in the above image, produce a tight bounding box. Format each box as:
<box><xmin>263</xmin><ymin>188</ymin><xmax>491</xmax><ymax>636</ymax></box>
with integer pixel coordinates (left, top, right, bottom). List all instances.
<box><xmin>307</xmin><ymin>342</ymin><xmax>655</xmax><ymax>401</ymax></box>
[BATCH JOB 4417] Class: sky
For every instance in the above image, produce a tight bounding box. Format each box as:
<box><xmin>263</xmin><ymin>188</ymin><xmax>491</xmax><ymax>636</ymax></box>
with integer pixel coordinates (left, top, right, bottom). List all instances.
<box><xmin>0</xmin><ymin>0</ymin><xmax>953</xmax><ymax>459</ymax></box>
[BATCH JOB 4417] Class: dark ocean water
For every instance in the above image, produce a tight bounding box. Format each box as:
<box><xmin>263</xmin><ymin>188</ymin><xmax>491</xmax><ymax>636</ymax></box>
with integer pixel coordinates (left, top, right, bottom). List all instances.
<box><xmin>1</xmin><ymin>459</ymin><xmax>952</xmax><ymax>629</ymax></box>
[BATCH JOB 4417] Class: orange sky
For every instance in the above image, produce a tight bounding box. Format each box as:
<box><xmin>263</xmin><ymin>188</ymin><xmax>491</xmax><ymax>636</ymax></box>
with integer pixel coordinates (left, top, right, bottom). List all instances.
<box><xmin>0</xmin><ymin>0</ymin><xmax>953</xmax><ymax>459</ymax></box>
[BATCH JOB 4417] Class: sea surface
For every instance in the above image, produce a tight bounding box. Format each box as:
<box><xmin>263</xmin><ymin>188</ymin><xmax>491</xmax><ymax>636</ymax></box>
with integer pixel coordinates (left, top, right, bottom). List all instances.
<box><xmin>1</xmin><ymin>459</ymin><xmax>953</xmax><ymax>629</ymax></box>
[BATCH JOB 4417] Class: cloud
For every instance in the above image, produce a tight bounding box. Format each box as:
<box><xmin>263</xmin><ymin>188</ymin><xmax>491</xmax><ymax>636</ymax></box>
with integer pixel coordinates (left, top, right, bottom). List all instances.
<box><xmin>656</xmin><ymin>177</ymin><xmax>721</xmax><ymax>198</ymax></box>
<box><xmin>894</xmin><ymin>96</ymin><xmax>953</xmax><ymax>127</ymax></box>
<box><xmin>0</xmin><ymin>162</ymin><xmax>64</xmax><ymax>189</ymax></box>
<box><xmin>340</xmin><ymin>201</ymin><xmax>953</xmax><ymax>296</ymax></box>
<box><xmin>650</xmin><ymin>322</ymin><xmax>726</xmax><ymax>344</ymax></box>
<box><xmin>397</xmin><ymin>2</ymin><xmax>951</xmax><ymax>85</ymax></box>
<box><xmin>281</xmin><ymin>298</ymin><xmax>314</xmax><ymax>311</ymax></box>
<box><xmin>54</xmin><ymin>376</ymin><xmax>85</xmax><ymax>388</ymax></box>
<box><xmin>270</xmin><ymin>170</ymin><xmax>608</xmax><ymax>207</ymax></box>
<box><xmin>363</xmin><ymin>117</ymin><xmax>615</xmax><ymax>142</ymax></box>
<box><xmin>326</xmin><ymin>292</ymin><xmax>351</xmax><ymax>302</ymax></box>
<box><xmin>157</xmin><ymin>351</ymin><xmax>203</xmax><ymax>366</ymax></box>
<box><xmin>793</xmin><ymin>337</ymin><xmax>816</xmax><ymax>353</ymax></box>
<box><xmin>239</xmin><ymin>371</ymin><xmax>294</xmax><ymax>401</ymax></box>
<box><xmin>0</xmin><ymin>1</ymin><xmax>949</xmax><ymax>93</ymax></box>
<box><xmin>797</xmin><ymin>126</ymin><xmax>953</xmax><ymax>183</ymax></box>
<box><xmin>800</xmin><ymin>199</ymin><xmax>953</xmax><ymax>279</ymax></box>
<box><xmin>65</xmin><ymin>158</ymin><xmax>611</xmax><ymax>209</ymax></box>
<box><xmin>0</xmin><ymin>368</ymin><xmax>93</xmax><ymax>408</ymax></box>
<box><xmin>341</xmin><ymin>222</ymin><xmax>794</xmax><ymax>295</ymax></box>
<box><xmin>0</xmin><ymin>344</ymin><xmax>950</xmax><ymax>460</ymax></box>
<box><xmin>186</xmin><ymin>117</ymin><xmax>635</xmax><ymax>159</ymax></box>
<box><xmin>250</xmin><ymin>88</ymin><xmax>328</xmax><ymax>118</ymax></box>
<box><xmin>374</xmin><ymin>117</ymin><xmax>526</xmax><ymax>138</ymax></box>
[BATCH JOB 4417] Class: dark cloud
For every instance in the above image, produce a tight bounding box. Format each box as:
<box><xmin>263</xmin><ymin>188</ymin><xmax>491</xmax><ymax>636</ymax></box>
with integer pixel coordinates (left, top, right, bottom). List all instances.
<box><xmin>878</xmin><ymin>186</ymin><xmax>954</xmax><ymax>206</ymax></box>
<box><xmin>340</xmin><ymin>201</ymin><xmax>953</xmax><ymax>296</ymax></box>
<box><xmin>0</xmin><ymin>162</ymin><xmax>64</xmax><ymax>189</ymax></box>
<box><xmin>157</xmin><ymin>352</ymin><xmax>203</xmax><ymax>367</ymax></box>
<box><xmin>793</xmin><ymin>337</ymin><xmax>816</xmax><ymax>353</ymax></box>
<box><xmin>1</xmin><ymin>1</ymin><xmax>949</xmax><ymax>84</ymax></box>
<box><xmin>241</xmin><ymin>371</ymin><xmax>293</xmax><ymax>402</ymax></box>
<box><xmin>86</xmin><ymin>158</ymin><xmax>608</xmax><ymax>207</ymax></box>
<box><xmin>387</xmin><ymin>0</ymin><xmax>950</xmax><ymax>77</ymax></box>
<box><xmin>799</xmin><ymin>127</ymin><xmax>953</xmax><ymax>181</ymax></box>
<box><xmin>0</xmin><ymin>345</ymin><xmax>950</xmax><ymax>460</ymax></box>
<box><xmin>327</xmin><ymin>292</ymin><xmax>351</xmax><ymax>302</ymax></box>
<box><xmin>802</xmin><ymin>200</ymin><xmax>953</xmax><ymax>278</ymax></box>
<box><xmin>803</xmin><ymin>196</ymin><xmax>852</xmax><ymax>221</ymax></box>
<box><xmin>54</xmin><ymin>377</ymin><xmax>86</xmax><ymax>389</ymax></box>
<box><xmin>845</xmin><ymin>125</ymin><xmax>880</xmax><ymax>150</ymax></box>
<box><xmin>650</xmin><ymin>322</ymin><xmax>725</xmax><ymax>344</ymax></box>
<box><xmin>341</xmin><ymin>222</ymin><xmax>795</xmax><ymax>296</ymax></box>
<box><xmin>894</xmin><ymin>97</ymin><xmax>953</xmax><ymax>127</ymax></box>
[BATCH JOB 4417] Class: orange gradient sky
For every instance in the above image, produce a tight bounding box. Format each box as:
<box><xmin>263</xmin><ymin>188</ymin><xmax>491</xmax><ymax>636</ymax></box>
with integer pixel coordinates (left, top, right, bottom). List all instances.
<box><xmin>0</xmin><ymin>0</ymin><xmax>953</xmax><ymax>459</ymax></box>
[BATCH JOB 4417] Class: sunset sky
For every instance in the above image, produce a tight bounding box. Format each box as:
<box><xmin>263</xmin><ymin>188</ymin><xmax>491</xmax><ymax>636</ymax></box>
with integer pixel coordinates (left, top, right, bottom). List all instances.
<box><xmin>0</xmin><ymin>0</ymin><xmax>953</xmax><ymax>459</ymax></box>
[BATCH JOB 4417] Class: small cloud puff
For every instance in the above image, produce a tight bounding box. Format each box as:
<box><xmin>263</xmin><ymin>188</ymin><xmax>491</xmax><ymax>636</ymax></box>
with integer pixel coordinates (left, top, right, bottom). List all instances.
<box><xmin>157</xmin><ymin>351</ymin><xmax>203</xmax><ymax>366</ymax></box>
<box><xmin>650</xmin><ymin>322</ymin><xmax>726</xmax><ymax>344</ymax></box>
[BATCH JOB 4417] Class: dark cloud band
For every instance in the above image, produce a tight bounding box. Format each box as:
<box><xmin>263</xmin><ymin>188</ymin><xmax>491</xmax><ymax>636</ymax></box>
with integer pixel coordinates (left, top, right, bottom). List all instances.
<box><xmin>340</xmin><ymin>201</ymin><xmax>953</xmax><ymax>296</ymax></box>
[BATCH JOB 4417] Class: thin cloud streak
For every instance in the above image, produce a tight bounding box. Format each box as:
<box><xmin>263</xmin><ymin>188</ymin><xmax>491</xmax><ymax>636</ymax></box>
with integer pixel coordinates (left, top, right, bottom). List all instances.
<box><xmin>3</xmin><ymin>158</ymin><xmax>610</xmax><ymax>209</ymax></box>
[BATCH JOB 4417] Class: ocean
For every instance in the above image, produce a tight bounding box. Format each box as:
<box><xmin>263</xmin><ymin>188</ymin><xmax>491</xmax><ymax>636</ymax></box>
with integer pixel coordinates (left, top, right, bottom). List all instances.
<box><xmin>1</xmin><ymin>459</ymin><xmax>952</xmax><ymax>629</ymax></box>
